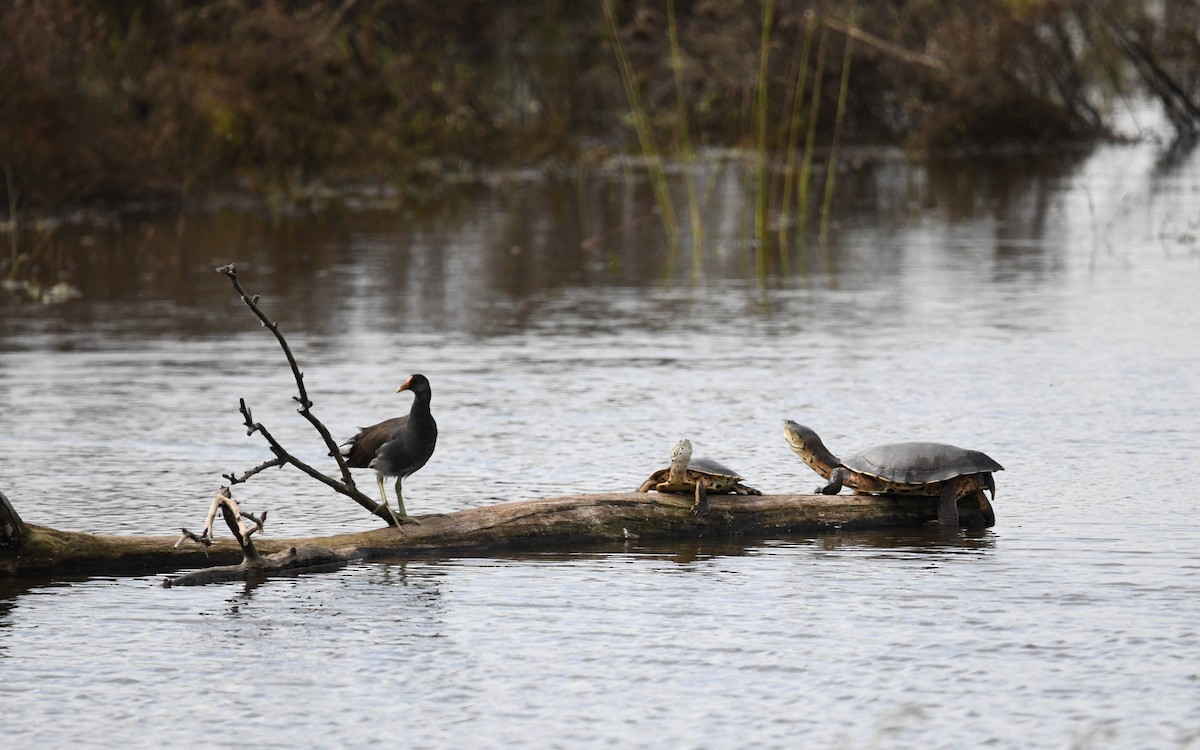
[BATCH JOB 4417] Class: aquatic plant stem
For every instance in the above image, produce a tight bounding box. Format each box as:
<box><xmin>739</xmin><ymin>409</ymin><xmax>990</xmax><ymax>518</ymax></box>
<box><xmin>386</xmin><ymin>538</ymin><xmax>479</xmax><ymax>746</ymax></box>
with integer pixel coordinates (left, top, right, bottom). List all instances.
<box><xmin>666</xmin><ymin>0</ymin><xmax>704</xmax><ymax>273</ymax></box>
<box><xmin>4</xmin><ymin>165</ymin><xmax>19</xmax><ymax>281</ymax></box>
<box><xmin>602</xmin><ymin>1</ymin><xmax>679</xmax><ymax>243</ymax></box>
<box><xmin>819</xmin><ymin>34</ymin><xmax>854</xmax><ymax>249</ymax></box>
<box><xmin>798</xmin><ymin>25</ymin><xmax>829</xmax><ymax>242</ymax></box>
<box><xmin>753</xmin><ymin>0</ymin><xmax>775</xmax><ymax>280</ymax></box>
<box><xmin>777</xmin><ymin>12</ymin><xmax>817</xmax><ymax>273</ymax></box>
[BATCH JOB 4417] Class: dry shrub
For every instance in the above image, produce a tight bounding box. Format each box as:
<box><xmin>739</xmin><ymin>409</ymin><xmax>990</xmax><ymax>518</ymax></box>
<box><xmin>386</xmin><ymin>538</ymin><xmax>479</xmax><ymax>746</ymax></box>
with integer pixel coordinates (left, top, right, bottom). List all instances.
<box><xmin>1</xmin><ymin>0</ymin><xmax>1196</xmax><ymax>212</ymax></box>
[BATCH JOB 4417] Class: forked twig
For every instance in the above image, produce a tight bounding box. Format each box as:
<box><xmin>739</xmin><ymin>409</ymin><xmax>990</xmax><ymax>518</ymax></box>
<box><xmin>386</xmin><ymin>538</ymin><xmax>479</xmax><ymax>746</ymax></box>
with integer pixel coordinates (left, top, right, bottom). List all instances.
<box><xmin>167</xmin><ymin>486</ymin><xmax>361</xmax><ymax>587</ymax></box>
<box><xmin>174</xmin><ymin>486</ymin><xmax>266</xmax><ymax>560</ymax></box>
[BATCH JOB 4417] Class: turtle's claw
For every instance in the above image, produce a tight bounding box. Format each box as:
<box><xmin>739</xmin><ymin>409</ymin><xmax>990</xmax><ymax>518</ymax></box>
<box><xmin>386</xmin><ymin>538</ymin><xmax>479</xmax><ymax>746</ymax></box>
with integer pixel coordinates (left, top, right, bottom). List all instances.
<box><xmin>691</xmin><ymin>483</ymin><xmax>710</xmax><ymax>516</ymax></box>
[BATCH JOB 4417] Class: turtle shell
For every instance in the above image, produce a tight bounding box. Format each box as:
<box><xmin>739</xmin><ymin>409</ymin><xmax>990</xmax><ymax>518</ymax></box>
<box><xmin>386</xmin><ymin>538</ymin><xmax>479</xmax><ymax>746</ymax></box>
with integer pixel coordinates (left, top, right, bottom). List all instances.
<box><xmin>687</xmin><ymin>457</ymin><xmax>742</xmax><ymax>480</ymax></box>
<box><xmin>841</xmin><ymin>442</ymin><xmax>1003</xmax><ymax>486</ymax></box>
<box><xmin>640</xmin><ymin>457</ymin><xmax>745</xmax><ymax>494</ymax></box>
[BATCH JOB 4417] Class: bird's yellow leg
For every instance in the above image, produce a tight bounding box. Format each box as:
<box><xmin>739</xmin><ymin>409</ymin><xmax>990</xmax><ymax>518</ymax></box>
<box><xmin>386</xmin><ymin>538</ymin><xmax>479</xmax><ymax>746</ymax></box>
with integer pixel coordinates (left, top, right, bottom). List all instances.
<box><xmin>376</xmin><ymin>475</ymin><xmax>403</xmax><ymax>527</ymax></box>
<box><xmin>393</xmin><ymin>478</ymin><xmax>420</xmax><ymax>524</ymax></box>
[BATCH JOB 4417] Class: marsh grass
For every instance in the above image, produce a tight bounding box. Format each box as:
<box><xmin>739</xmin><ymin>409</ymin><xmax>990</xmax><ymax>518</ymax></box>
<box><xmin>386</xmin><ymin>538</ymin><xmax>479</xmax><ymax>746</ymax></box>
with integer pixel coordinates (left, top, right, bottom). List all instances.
<box><xmin>603</xmin><ymin>0</ymin><xmax>679</xmax><ymax>245</ymax></box>
<box><xmin>606</xmin><ymin>4</ymin><xmax>853</xmax><ymax>282</ymax></box>
<box><xmin>820</xmin><ymin>30</ymin><xmax>854</xmax><ymax>249</ymax></box>
<box><xmin>753</xmin><ymin>0</ymin><xmax>776</xmax><ymax>279</ymax></box>
<box><xmin>775</xmin><ymin>12</ymin><xmax>818</xmax><ymax>276</ymax></box>
<box><xmin>4</xmin><ymin>1</ymin><xmax>1198</xmax><ymax>218</ymax></box>
<box><xmin>3</xmin><ymin>164</ymin><xmax>16</xmax><ymax>280</ymax></box>
<box><xmin>666</xmin><ymin>0</ymin><xmax>705</xmax><ymax>273</ymax></box>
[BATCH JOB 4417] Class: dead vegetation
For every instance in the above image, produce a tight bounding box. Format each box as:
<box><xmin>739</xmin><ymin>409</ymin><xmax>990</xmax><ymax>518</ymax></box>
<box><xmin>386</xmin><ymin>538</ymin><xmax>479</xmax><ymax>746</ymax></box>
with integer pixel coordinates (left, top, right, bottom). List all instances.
<box><xmin>1</xmin><ymin>0</ymin><xmax>1197</xmax><ymax>214</ymax></box>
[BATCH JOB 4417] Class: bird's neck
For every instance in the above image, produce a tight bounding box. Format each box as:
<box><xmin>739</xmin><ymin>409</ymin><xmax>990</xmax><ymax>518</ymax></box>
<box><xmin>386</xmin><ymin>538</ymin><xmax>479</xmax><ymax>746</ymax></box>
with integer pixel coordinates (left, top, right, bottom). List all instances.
<box><xmin>408</xmin><ymin>393</ymin><xmax>432</xmax><ymax>420</ymax></box>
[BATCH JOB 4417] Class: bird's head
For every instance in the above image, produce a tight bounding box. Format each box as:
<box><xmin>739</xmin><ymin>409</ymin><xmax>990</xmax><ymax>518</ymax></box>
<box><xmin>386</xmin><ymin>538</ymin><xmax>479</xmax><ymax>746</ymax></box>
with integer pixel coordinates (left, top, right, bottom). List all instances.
<box><xmin>398</xmin><ymin>374</ymin><xmax>431</xmax><ymax>399</ymax></box>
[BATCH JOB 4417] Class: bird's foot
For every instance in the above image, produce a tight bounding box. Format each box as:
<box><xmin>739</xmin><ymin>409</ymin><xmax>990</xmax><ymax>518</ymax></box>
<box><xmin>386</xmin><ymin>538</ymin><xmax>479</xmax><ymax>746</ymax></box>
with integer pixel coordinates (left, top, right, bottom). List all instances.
<box><xmin>375</xmin><ymin>501</ymin><xmax>405</xmax><ymax>529</ymax></box>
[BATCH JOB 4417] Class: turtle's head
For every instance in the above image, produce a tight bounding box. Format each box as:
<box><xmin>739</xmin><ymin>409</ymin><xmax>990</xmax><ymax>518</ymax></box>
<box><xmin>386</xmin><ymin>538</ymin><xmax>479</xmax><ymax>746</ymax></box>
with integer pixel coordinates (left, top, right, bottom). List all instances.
<box><xmin>781</xmin><ymin>420</ymin><xmax>820</xmax><ymax>453</ymax></box>
<box><xmin>667</xmin><ymin>439</ymin><xmax>693</xmax><ymax>482</ymax></box>
<box><xmin>670</xmin><ymin>439</ymin><xmax>693</xmax><ymax>468</ymax></box>
<box><xmin>782</xmin><ymin>420</ymin><xmax>840</xmax><ymax>475</ymax></box>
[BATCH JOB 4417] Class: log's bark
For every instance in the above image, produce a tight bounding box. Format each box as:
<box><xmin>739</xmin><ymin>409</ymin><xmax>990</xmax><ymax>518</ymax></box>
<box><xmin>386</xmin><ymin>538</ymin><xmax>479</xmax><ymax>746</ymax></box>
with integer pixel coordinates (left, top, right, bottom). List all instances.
<box><xmin>1</xmin><ymin>490</ymin><xmax>27</xmax><ymax>549</ymax></box>
<box><xmin>0</xmin><ymin>491</ymin><xmax>994</xmax><ymax>581</ymax></box>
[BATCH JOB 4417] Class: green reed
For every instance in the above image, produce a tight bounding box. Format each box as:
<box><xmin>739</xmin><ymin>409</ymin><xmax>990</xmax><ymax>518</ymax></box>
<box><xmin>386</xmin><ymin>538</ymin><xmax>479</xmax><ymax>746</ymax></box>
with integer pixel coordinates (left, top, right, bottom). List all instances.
<box><xmin>666</xmin><ymin>0</ymin><xmax>705</xmax><ymax>272</ymax></box>
<box><xmin>776</xmin><ymin>12</ymin><xmax>818</xmax><ymax>275</ymax></box>
<box><xmin>797</xmin><ymin>24</ymin><xmax>829</xmax><ymax>249</ymax></box>
<box><xmin>603</xmin><ymin>4</ymin><xmax>858</xmax><ymax>283</ymax></box>
<box><xmin>820</xmin><ymin>33</ymin><xmax>854</xmax><ymax>248</ymax></box>
<box><xmin>602</xmin><ymin>0</ymin><xmax>679</xmax><ymax>244</ymax></box>
<box><xmin>753</xmin><ymin>0</ymin><xmax>776</xmax><ymax>279</ymax></box>
<box><xmin>3</xmin><ymin>165</ymin><xmax>16</xmax><ymax>279</ymax></box>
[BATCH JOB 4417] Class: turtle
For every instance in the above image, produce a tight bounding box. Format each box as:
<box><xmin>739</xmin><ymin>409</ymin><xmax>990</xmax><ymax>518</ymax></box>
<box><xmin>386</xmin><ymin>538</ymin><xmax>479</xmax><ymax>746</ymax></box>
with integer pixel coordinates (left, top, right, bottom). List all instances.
<box><xmin>781</xmin><ymin>419</ymin><xmax>1002</xmax><ymax>528</ymax></box>
<box><xmin>637</xmin><ymin>438</ymin><xmax>762</xmax><ymax>515</ymax></box>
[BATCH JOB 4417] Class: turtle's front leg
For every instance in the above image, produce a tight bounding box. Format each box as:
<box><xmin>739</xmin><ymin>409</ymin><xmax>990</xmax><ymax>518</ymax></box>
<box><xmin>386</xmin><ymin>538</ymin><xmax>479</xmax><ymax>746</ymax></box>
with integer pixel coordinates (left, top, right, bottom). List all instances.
<box><xmin>691</xmin><ymin>481</ymin><xmax>709</xmax><ymax>516</ymax></box>
<box><xmin>817</xmin><ymin>467</ymin><xmax>846</xmax><ymax>495</ymax></box>
<box><xmin>938</xmin><ymin>481</ymin><xmax>960</xmax><ymax>528</ymax></box>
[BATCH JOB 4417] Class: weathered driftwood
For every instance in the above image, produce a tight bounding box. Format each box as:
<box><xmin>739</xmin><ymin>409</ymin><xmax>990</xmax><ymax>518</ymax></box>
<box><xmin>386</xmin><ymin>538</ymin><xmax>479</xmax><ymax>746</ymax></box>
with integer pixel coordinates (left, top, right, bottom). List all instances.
<box><xmin>0</xmin><ymin>491</ymin><xmax>993</xmax><ymax>583</ymax></box>
<box><xmin>164</xmin><ymin>486</ymin><xmax>369</xmax><ymax>586</ymax></box>
<box><xmin>1</xmin><ymin>490</ymin><xmax>27</xmax><ymax>549</ymax></box>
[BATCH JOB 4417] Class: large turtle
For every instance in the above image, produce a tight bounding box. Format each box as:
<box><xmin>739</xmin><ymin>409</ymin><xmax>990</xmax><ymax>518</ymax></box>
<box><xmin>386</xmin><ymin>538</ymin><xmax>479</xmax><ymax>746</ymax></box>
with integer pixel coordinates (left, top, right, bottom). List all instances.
<box><xmin>782</xmin><ymin>420</ymin><xmax>1002</xmax><ymax>528</ymax></box>
<box><xmin>637</xmin><ymin>439</ymin><xmax>761</xmax><ymax>515</ymax></box>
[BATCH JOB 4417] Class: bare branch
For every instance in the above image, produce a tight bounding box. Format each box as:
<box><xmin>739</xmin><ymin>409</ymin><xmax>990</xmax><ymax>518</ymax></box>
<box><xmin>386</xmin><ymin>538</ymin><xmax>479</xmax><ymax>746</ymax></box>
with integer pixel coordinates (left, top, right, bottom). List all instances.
<box><xmin>223</xmin><ymin>456</ymin><xmax>287</xmax><ymax>485</ymax></box>
<box><xmin>236</xmin><ymin>397</ymin><xmax>259</xmax><ymax>436</ymax></box>
<box><xmin>239</xmin><ymin>409</ymin><xmax>392</xmax><ymax>519</ymax></box>
<box><xmin>218</xmin><ymin>495</ymin><xmax>258</xmax><ymax>561</ymax></box>
<box><xmin>173</xmin><ymin>528</ymin><xmax>211</xmax><ymax>550</ymax></box>
<box><xmin>215</xmin><ymin>263</ymin><xmax>356</xmax><ymax>484</ymax></box>
<box><xmin>821</xmin><ymin>16</ymin><xmax>947</xmax><ymax>72</ymax></box>
<box><xmin>214</xmin><ymin>263</ymin><xmax>404</xmax><ymax>527</ymax></box>
<box><xmin>167</xmin><ymin>487</ymin><xmax>360</xmax><ymax>587</ymax></box>
<box><xmin>177</xmin><ymin>487</ymin><xmax>265</xmax><ymax>561</ymax></box>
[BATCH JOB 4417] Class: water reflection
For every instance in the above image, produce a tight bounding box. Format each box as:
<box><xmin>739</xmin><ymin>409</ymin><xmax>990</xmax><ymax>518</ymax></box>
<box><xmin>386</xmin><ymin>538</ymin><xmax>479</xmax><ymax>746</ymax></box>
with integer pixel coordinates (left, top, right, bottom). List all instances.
<box><xmin>215</xmin><ymin>559</ymin><xmax>444</xmax><ymax>616</ymax></box>
<box><xmin>1</xmin><ymin>149</ymin><xmax>1097</xmax><ymax>344</ymax></box>
<box><xmin>807</xmin><ymin>526</ymin><xmax>996</xmax><ymax>554</ymax></box>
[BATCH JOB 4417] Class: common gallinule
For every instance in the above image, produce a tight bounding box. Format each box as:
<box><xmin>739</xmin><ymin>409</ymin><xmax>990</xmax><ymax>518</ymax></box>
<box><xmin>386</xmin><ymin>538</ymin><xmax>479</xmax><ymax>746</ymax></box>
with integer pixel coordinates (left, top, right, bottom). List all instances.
<box><xmin>342</xmin><ymin>374</ymin><xmax>437</xmax><ymax>525</ymax></box>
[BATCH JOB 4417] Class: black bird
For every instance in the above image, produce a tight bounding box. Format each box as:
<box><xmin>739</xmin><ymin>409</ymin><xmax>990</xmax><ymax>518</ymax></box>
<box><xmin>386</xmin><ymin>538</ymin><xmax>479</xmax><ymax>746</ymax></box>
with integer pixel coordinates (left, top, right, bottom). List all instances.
<box><xmin>342</xmin><ymin>374</ymin><xmax>437</xmax><ymax>525</ymax></box>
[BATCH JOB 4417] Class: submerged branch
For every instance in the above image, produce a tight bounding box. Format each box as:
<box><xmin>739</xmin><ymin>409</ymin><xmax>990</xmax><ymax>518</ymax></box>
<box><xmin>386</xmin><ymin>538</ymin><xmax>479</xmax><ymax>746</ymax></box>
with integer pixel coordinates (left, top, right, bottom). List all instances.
<box><xmin>167</xmin><ymin>486</ymin><xmax>311</xmax><ymax>585</ymax></box>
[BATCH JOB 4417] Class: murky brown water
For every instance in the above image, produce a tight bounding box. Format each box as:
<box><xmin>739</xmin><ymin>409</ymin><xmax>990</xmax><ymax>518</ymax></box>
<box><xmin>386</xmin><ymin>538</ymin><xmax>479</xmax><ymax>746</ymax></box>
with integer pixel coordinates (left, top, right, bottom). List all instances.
<box><xmin>2</xmin><ymin>142</ymin><xmax>1199</xmax><ymax>748</ymax></box>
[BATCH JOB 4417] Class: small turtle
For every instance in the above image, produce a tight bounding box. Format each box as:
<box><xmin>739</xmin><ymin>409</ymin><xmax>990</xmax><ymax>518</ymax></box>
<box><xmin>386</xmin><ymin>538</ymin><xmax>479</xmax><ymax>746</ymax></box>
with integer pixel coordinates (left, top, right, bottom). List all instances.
<box><xmin>637</xmin><ymin>438</ymin><xmax>762</xmax><ymax>515</ymax></box>
<box><xmin>782</xmin><ymin>420</ymin><xmax>1002</xmax><ymax>528</ymax></box>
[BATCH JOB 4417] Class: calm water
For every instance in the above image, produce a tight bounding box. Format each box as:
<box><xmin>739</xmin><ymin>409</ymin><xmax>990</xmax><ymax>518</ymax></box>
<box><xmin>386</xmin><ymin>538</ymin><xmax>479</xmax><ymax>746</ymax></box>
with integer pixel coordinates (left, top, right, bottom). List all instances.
<box><xmin>2</xmin><ymin>141</ymin><xmax>1199</xmax><ymax>748</ymax></box>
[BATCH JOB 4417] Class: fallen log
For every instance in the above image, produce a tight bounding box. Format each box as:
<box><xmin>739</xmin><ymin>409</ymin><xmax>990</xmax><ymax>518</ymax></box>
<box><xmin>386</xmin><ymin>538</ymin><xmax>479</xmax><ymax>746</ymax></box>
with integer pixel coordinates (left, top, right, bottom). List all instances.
<box><xmin>0</xmin><ymin>490</ymin><xmax>994</xmax><ymax>582</ymax></box>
